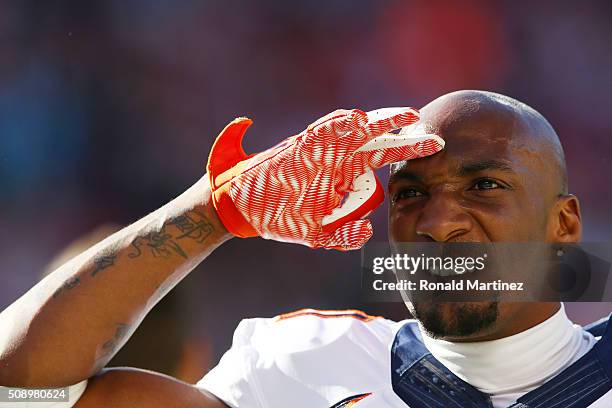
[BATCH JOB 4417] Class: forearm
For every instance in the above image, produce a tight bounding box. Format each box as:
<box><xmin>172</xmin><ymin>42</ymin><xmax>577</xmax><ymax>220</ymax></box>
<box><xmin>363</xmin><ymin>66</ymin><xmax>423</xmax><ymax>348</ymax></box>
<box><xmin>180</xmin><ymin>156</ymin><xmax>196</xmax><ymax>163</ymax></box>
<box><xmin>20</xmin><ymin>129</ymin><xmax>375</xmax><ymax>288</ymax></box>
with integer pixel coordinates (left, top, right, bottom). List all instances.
<box><xmin>0</xmin><ymin>176</ymin><xmax>232</xmax><ymax>387</ymax></box>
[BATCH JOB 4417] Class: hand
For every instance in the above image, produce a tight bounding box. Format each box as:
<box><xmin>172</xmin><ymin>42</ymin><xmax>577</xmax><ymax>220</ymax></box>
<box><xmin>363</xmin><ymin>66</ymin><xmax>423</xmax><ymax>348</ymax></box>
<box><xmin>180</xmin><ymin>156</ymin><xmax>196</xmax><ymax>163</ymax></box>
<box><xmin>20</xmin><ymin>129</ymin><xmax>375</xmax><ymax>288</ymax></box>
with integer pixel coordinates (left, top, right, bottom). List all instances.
<box><xmin>207</xmin><ymin>108</ymin><xmax>444</xmax><ymax>250</ymax></box>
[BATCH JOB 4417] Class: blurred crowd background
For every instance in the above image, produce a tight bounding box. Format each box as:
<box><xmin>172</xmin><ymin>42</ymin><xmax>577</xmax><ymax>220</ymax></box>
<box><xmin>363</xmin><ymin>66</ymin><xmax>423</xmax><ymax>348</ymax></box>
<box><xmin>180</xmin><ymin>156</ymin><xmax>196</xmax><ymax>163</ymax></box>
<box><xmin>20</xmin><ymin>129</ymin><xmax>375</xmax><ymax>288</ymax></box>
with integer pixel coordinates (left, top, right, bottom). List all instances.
<box><xmin>1</xmin><ymin>0</ymin><xmax>611</xmax><ymax>381</ymax></box>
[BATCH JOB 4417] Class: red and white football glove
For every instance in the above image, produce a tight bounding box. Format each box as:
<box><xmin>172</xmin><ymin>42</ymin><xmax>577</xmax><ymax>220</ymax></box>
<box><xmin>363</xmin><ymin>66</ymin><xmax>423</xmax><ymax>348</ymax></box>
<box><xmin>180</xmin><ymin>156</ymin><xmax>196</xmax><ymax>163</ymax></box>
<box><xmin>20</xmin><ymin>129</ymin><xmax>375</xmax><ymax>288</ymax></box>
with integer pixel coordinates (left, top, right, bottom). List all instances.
<box><xmin>207</xmin><ymin>108</ymin><xmax>444</xmax><ymax>250</ymax></box>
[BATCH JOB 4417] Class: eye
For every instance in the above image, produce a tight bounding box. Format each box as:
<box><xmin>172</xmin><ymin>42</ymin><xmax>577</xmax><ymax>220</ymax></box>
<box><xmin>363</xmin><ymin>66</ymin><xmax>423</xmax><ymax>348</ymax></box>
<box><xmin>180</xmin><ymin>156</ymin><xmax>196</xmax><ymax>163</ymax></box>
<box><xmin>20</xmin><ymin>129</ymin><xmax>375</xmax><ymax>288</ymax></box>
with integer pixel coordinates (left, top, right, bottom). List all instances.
<box><xmin>471</xmin><ymin>178</ymin><xmax>502</xmax><ymax>191</ymax></box>
<box><xmin>393</xmin><ymin>188</ymin><xmax>424</xmax><ymax>202</ymax></box>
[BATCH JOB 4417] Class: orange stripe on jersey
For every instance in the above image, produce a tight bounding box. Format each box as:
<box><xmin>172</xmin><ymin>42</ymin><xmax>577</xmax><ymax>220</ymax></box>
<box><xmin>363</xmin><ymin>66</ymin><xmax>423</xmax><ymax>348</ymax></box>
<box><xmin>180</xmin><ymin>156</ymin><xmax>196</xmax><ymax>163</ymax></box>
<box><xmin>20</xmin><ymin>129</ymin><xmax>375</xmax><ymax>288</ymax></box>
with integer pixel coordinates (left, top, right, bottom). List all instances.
<box><xmin>345</xmin><ymin>393</ymin><xmax>372</xmax><ymax>407</ymax></box>
<box><xmin>330</xmin><ymin>393</ymin><xmax>373</xmax><ymax>407</ymax></box>
<box><xmin>275</xmin><ymin>308</ymin><xmax>380</xmax><ymax>322</ymax></box>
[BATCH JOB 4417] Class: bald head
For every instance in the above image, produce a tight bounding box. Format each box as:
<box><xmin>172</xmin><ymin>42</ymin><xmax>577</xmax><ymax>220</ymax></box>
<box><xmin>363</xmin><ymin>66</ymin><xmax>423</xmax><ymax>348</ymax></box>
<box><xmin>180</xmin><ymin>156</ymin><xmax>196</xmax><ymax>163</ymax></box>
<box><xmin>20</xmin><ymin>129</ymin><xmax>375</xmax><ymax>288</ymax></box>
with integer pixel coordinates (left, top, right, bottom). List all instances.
<box><xmin>419</xmin><ymin>90</ymin><xmax>568</xmax><ymax>195</ymax></box>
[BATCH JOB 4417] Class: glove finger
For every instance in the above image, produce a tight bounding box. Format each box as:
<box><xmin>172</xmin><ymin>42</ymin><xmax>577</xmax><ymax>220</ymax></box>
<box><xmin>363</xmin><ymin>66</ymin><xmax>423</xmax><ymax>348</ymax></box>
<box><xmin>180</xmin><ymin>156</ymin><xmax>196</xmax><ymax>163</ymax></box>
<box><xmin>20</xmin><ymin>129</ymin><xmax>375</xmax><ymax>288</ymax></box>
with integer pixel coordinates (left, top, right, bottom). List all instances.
<box><xmin>322</xmin><ymin>171</ymin><xmax>383</xmax><ymax>233</ymax></box>
<box><xmin>355</xmin><ymin>125</ymin><xmax>445</xmax><ymax>169</ymax></box>
<box><xmin>336</xmin><ymin>107</ymin><xmax>421</xmax><ymax>152</ymax></box>
<box><xmin>335</xmin><ymin>126</ymin><xmax>444</xmax><ymax>191</ymax></box>
<box><xmin>304</xmin><ymin>109</ymin><xmax>368</xmax><ymax>148</ymax></box>
<box><xmin>365</xmin><ymin>107</ymin><xmax>421</xmax><ymax>141</ymax></box>
<box><xmin>319</xmin><ymin>219</ymin><xmax>373</xmax><ymax>251</ymax></box>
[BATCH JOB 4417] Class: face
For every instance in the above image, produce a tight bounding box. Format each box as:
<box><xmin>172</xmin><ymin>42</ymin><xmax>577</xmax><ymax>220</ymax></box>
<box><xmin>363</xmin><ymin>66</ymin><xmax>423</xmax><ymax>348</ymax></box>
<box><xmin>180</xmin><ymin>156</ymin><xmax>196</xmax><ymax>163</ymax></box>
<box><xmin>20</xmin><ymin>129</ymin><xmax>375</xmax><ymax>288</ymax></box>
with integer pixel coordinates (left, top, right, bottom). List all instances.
<box><xmin>388</xmin><ymin>97</ymin><xmax>574</xmax><ymax>340</ymax></box>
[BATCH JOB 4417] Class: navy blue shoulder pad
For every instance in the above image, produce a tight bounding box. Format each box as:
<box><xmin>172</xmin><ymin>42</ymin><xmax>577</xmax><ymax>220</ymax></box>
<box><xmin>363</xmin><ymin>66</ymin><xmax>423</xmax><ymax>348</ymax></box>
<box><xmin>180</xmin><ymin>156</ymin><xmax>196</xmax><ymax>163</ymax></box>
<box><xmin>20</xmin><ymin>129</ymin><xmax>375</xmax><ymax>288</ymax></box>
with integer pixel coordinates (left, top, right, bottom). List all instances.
<box><xmin>510</xmin><ymin>314</ymin><xmax>612</xmax><ymax>408</ymax></box>
<box><xmin>584</xmin><ymin>313</ymin><xmax>610</xmax><ymax>338</ymax></box>
<box><xmin>391</xmin><ymin>321</ymin><xmax>493</xmax><ymax>408</ymax></box>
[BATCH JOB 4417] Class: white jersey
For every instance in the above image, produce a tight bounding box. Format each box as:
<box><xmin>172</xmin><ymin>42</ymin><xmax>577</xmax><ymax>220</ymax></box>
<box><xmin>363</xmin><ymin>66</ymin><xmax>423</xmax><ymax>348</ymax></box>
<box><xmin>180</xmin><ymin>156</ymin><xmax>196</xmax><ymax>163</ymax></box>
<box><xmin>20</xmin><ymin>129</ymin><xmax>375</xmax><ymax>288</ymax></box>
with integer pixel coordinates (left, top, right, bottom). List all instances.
<box><xmin>198</xmin><ymin>309</ymin><xmax>406</xmax><ymax>407</ymax></box>
<box><xmin>198</xmin><ymin>309</ymin><xmax>612</xmax><ymax>408</ymax></box>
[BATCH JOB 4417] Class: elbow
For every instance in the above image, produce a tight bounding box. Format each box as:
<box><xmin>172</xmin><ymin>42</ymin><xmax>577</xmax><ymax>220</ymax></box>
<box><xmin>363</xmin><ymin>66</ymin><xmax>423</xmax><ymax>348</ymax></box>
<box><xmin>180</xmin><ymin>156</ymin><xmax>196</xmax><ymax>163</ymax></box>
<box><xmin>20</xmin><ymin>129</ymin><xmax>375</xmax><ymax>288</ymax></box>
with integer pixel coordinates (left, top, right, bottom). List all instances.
<box><xmin>0</xmin><ymin>348</ymin><xmax>97</xmax><ymax>388</ymax></box>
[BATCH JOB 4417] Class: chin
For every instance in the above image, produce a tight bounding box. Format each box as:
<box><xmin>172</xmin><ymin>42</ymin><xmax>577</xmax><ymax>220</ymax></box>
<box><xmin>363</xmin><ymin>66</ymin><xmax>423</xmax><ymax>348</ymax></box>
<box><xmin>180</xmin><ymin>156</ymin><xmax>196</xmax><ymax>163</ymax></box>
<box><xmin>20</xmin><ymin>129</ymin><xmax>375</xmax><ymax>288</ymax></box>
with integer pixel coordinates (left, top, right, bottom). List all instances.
<box><xmin>407</xmin><ymin>301</ymin><xmax>499</xmax><ymax>340</ymax></box>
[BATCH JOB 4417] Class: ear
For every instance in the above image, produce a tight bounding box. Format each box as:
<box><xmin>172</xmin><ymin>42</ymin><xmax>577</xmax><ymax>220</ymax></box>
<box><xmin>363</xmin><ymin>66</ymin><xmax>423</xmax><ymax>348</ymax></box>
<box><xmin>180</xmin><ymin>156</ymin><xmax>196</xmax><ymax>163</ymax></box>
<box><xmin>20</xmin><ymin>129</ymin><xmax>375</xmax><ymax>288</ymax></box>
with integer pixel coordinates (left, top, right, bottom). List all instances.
<box><xmin>548</xmin><ymin>194</ymin><xmax>582</xmax><ymax>242</ymax></box>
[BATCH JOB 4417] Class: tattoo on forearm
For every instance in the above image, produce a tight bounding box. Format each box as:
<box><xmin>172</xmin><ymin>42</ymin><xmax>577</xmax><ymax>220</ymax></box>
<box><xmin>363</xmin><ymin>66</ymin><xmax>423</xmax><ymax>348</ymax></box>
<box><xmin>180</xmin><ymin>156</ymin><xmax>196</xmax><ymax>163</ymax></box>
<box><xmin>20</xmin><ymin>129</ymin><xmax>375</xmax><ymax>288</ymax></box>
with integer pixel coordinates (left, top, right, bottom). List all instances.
<box><xmin>127</xmin><ymin>211</ymin><xmax>213</xmax><ymax>260</ymax></box>
<box><xmin>169</xmin><ymin>210</ymin><xmax>214</xmax><ymax>244</ymax></box>
<box><xmin>101</xmin><ymin>323</ymin><xmax>131</xmax><ymax>355</ymax></box>
<box><xmin>91</xmin><ymin>253</ymin><xmax>118</xmax><ymax>276</ymax></box>
<box><xmin>128</xmin><ymin>227</ymin><xmax>187</xmax><ymax>259</ymax></box>
<box><xmin>52</xmin><ymin>277</ymin><xmax>81</xmax><ymax>298</ymax></box>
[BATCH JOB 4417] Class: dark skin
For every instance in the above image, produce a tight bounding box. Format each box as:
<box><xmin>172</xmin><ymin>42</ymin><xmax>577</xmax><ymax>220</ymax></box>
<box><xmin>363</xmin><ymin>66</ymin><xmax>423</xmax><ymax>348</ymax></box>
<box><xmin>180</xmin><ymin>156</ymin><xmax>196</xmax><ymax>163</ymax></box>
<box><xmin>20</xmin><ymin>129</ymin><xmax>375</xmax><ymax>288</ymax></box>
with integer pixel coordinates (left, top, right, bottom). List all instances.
<box><xmin>388</xmin><ymin>90</ymin><xmax>582</xmax><ymax>341</ymax></box>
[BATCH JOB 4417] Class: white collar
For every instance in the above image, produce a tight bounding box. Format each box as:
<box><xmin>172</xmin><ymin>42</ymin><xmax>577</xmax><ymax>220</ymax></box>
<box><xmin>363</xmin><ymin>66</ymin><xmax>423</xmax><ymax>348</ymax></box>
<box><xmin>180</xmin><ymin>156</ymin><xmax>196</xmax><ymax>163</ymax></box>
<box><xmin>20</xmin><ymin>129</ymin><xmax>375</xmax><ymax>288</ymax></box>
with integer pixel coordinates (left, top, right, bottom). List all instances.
<box><xmin>420</xmin><ymin>304</ymin><xmax>594</xmax><ymax>395</ymax></box>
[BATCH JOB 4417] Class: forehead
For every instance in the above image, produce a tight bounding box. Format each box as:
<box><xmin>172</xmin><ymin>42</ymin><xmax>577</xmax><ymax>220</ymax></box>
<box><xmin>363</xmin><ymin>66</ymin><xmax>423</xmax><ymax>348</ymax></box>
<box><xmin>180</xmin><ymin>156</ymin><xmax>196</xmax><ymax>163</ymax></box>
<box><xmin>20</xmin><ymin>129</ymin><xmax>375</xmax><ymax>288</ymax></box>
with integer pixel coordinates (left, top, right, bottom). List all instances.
<box><xmin>392</xmin><ymin>101</ymin><xmax>525</xmax><ymax>176</ymax></box>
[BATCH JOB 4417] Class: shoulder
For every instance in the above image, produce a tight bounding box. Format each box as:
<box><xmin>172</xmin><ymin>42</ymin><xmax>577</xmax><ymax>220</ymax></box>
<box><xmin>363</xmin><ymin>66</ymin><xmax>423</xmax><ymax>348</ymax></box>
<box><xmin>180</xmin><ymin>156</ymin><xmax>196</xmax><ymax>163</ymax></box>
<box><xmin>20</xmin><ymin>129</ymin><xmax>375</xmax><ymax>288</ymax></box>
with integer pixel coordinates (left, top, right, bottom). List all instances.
<box><xmin>198</xmin><ymin>309</ymin><xmax>407</xmax><ymax>408</ymax></box>
<box><xmin>234</xmin><ymin>309</ymin><xmax>399</xmax><ymax>355</ymax></box>
<box><xmin>583</xmin><ymin>313</ymin><xmax>610</xmax><ymax>338</ymax></box>
<box><xmin>585</xmin><ymin>313</ymin><xmax>612</xmax><ymax>378</ymax></box>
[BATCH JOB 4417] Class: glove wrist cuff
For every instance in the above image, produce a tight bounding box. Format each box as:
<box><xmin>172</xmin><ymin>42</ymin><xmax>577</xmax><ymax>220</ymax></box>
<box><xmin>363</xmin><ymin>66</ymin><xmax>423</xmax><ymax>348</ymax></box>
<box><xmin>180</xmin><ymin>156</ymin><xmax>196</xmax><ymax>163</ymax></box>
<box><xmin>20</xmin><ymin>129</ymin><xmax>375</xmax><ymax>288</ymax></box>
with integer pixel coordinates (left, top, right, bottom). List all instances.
<box><xmin>210</xmin><ymin>179</ymin><xmax>258</xmax><ymax>238</ymax></box>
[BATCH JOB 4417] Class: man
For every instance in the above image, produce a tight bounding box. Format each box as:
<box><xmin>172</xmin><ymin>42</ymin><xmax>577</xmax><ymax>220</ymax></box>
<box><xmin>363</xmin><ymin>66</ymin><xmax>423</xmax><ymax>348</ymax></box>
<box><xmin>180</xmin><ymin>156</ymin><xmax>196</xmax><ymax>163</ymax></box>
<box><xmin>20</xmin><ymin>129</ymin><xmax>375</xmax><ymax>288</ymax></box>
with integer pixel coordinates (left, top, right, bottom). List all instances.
<box><xmin>0</xmin><ymin>91</ymin><xmax>609</xmax><ymax>407</ymax></box>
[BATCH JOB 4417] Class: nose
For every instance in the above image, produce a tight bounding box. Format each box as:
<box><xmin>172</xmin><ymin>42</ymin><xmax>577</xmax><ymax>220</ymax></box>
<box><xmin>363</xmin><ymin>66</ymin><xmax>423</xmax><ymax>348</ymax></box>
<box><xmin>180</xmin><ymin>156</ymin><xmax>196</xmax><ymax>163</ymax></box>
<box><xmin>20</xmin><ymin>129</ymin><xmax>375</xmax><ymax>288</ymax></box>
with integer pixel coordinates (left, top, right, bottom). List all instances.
<box><xmin>415</xmin><ymin>192</ymin><xmax>473</xmax><ymax>242</ymax></box>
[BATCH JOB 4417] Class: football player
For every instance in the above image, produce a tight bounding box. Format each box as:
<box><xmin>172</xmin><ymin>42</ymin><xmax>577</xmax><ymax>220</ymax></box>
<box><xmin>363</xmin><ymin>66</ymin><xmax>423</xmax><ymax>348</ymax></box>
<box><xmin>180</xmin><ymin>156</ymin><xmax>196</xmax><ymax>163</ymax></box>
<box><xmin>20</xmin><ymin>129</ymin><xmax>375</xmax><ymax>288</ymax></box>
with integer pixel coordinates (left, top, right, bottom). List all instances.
<box><xmin>0</xmin><ymin>91</ymin><xmax>609</xmax><ymax>407</ymax></box>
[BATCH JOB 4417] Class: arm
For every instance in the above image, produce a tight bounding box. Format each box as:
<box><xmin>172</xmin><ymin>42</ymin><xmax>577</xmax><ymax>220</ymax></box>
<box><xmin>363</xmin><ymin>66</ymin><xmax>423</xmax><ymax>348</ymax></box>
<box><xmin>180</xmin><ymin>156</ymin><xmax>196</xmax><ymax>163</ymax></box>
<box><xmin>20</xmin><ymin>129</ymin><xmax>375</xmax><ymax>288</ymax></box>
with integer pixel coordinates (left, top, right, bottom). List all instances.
<box><xmin>74</xmin><ymin>368</ymin><xmax>227</xmax><ymax>408</ymax></box>
<box><xmin>0</xmin><ymin>108</ymin><xmax>441</xmax><ymax>396</ymax></box>
<box><xmin>0</xmin><ymin>176</ymin><xmax>231</xmax><ymax>387</ymax></box>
